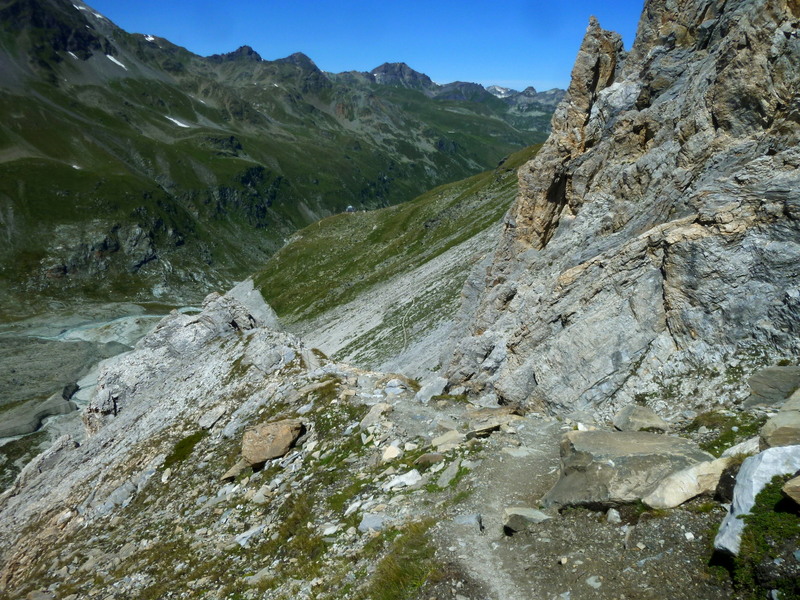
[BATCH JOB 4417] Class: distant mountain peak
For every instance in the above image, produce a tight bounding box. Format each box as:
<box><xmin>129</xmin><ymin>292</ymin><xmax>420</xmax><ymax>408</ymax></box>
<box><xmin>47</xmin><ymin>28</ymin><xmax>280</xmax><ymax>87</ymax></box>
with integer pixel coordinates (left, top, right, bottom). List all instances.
<box><xmin>207</xmin><ymin>45</ymin><xmax>262</xmax><ymax>63</ymax></box>
<box><xmin>486</xmin><ymin>85</ymin><xmax>518</xmax><ymax>98</ymax></box>
<box><xmin>369</xmin><ymin>62</ymin><xmax>435</xmax><ymax>90</ymax></box>
<box><xmin>274</xmin><ymin>51</ymin><xmax>320</xmax><ymax>71</ymax></box>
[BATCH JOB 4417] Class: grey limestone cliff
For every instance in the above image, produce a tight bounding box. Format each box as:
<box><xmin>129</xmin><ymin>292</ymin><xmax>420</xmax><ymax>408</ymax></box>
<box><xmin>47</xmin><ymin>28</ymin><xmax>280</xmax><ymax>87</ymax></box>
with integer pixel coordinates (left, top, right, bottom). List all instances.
<box><xmin>445</xmin><ymin>0</ymin><xmax>800</xmax><ymax>417</ymax></box>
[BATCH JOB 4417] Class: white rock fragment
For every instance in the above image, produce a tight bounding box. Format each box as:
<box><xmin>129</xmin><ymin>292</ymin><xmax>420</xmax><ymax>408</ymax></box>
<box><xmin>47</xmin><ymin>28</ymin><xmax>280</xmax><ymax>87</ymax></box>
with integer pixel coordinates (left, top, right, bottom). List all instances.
<box><xmin>165</xmin><ymin>116</ymin><xmax>191</xmax><ymax>128</ymax></box>
<box><xmin>586</xmin><ymin>575</ymin><xmax>603</xmax><ymax>589</ymax></box>
<box><xmin>383</xmin><ymin>469</ymin><xmax>422</xmax><ymax>491</ymax></box>
<box><xmin>344</xmin><ymin>500</ymin><xmax>362</xmax><ymax>517</ymax></box>
<box><xmin>382</xmin><ymin>445</ymin><xmax>403</xmax><ymax>462</ymax></box>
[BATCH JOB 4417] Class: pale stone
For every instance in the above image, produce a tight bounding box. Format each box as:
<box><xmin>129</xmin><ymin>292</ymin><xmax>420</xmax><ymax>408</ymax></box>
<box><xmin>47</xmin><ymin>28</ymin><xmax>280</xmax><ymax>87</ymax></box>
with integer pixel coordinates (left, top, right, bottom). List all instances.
<box><xmin>643</xmin><ymin>457</ymin><xmax>733</xmax><ymax>509</ymax></box>
<box><xmin>432</xmin><ymin>430</ymin><xmax>465</xmax><ymax>451</ymax></box>
<box><xmin>358</xmin><ymin>513</ymin><xmax>386</xmax><ymax>532</ymax></box>
<box><xmin>383</xmin><ymin>469</ymin><xmax>422</xmax><ymax>491</ymax></box>
<box><xmin>760</xmin><ymin>391</ymin><xmax>800</xmax><ymax>448</ymax></box>
<box><xmin>783</xmin><ymin>475</ymin><xmax>800</xmax><ymax>506</ymax></box>
<box><xmin>381</xmin><ymin>445</ymin><xmax>403</xmax><ymax>462</ymax></box>
<box><xmin>436</xmin><ymin>459</ymin><xmax>461</xmax><ymax>488</ymax></box>
<box><xmin>359</xmin><ymin>403</ymin><xmax>392</xmax><ymax>430</ymax></box>
<box><xmin>721</xmin><ymin>437</ymin><xmax>760</xmax><ymax>458</ymax></box>
<box><xmin>414</xmin><ymin>376</ymin><xmax>447</xmax><ymax>404</ymax></box>
<box><xmin>198</xmin><ymin>406</ymin><xmax>225</xmax><ymax>430</ymax></box>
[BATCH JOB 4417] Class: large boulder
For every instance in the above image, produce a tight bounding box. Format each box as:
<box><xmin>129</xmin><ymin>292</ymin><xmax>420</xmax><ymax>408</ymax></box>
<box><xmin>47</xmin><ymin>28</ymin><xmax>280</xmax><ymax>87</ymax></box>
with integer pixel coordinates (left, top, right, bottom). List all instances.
<box><xmin>714</xmin><ymin>445</ymin><xmax>800</xmax><ymax>555</ymax></box>
<box><xmin>542</xmin><ymin>431</ymin><xmax>713</xmax><ymax>508</ymax></box>
<box><xmin>241</xmin><ymin>419</ymin><xmax>305</xmax><ymax>468</ymax></box>
<box><xmin>760</xmin><ymin>390</ymin><xmax>800</xmax><ymax>448</ymax></box>
<box><xmin>744</xmin><ymin>367</ymin><xmax>800</xmax><ymax>408</ymax></box>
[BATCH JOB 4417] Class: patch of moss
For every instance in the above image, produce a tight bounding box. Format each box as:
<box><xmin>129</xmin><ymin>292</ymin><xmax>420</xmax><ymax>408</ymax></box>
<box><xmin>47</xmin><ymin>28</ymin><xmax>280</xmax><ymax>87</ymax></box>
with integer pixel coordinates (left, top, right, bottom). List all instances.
<box><xmin>357</xmin><ymin>520</ymin><xmax>441</xmax><ymax>600</ymax></box>
<box><xmin>163</xmin><ymin>430</ymin><xmax>208</xmax><ymax>469</ymax></box>
<box><xmin>684</xmin><ymin>411</ymin><xmax>767</xmax><ymax>457</ymax></box>
<box><xmin>732</xmin><ymin>474</ymin><xmax>800</xmax><ymax>598</ymax></box>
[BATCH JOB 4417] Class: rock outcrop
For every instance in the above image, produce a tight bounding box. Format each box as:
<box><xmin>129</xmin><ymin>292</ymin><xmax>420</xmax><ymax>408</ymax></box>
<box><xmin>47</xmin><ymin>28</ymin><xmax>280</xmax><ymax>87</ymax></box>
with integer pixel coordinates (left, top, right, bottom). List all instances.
<box><xmin>445</xmin><ymin>0</ymin><xmax>800</xmax><ymax>419</ymax></box>
<box><xmin>541</xmin><ymin>430</ymin><xmax>713</xmax><ymax>508</ymax></box>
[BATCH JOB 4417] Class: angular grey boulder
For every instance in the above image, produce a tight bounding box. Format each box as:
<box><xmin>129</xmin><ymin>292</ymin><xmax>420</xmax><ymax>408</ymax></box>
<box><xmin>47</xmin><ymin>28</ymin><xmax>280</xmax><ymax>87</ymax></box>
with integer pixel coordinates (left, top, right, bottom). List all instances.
<box><xmin>714</xmin><ymin>445</ymin><xmax>800</xmax><ymax>555</ymax></box>
<box><xmin>760</xmin><ymin>390</ymin><xmax>800</xmax><ymax>448</ymax></box>
<box><xmin>542</xmin><ymin>431</ymin><xmax>713</xmax><ymax>508</ymax></box>
<box><xmin>744</xmin><ymin>367</ymin><xmax>800</xmax><ymax>408</ymax></box>
<box><xmin>503</xmin><ymin>507</ymin><xmax>552</xmax><ymax>534</ymax></box>
<box><xmin>613</xmin><ymin>405</ymin><xmax>669</xmax><ymax>432</ymax></box>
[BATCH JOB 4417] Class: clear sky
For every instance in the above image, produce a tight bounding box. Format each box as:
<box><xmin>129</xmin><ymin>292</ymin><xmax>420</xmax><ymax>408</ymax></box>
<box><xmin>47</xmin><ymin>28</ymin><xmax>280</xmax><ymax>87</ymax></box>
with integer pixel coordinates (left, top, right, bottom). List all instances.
<box><xmin>88</xmin><ymin>0</ymin><xmax>644</xmax><ymax>91</ymax></box>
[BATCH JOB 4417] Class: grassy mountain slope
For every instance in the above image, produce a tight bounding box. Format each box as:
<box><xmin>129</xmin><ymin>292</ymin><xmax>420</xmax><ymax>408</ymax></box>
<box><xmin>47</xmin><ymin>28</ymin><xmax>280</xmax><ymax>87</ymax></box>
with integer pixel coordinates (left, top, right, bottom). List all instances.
<box><xmin>0</xmin><ymin>0</ymin><xmax>554</xmax><ymax>318</ymax></box>
<box><xmin>254</xmin><ymin>144</ymin><xmax>540</xmax><ymax>374</ymax></box>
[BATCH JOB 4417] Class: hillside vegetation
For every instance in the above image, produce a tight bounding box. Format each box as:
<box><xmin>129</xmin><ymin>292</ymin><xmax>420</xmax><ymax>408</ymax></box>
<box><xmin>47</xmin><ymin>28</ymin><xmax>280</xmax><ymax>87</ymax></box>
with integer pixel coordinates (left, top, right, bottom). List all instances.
<box><xmin>255</xmin><ymin>145</ymin><xmax>540</xmax><ymax>325</ymax></box>
<box><xmin>0</xmin><ymin>0</ymin><xmax>556</xmax><ymax>317</ymax></box>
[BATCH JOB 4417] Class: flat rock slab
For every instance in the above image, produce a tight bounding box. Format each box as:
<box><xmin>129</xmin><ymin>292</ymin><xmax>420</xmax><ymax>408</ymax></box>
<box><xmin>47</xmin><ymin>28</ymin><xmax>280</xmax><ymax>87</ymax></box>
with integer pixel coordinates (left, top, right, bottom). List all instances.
<box><xmin>542</xmin><ymin>431</ymin><xmax>713</xmax><ymax>508</ymax></box>
<box><xmin>744</xmin><ymin>366</ymin><xmax>800</xmax><ymax>408</ymax></box>
<box><xmin>241</xmin><ymin>419</ymin><xmax>304</xmax><ymax>467</ymax></box>
<box><xmin>715</xmin><ymin>445</ymin><xmax>800</xmax><ymax>555</ymax></box>
<box><xmin>359</xmin><ymin>403</ymin><xmax>392</xmax><ymax>430</ymax></box>
<box><xmin>432</xmin><ymin>430</ymin><xmax>465</xmax><ymax>451</ymax></box>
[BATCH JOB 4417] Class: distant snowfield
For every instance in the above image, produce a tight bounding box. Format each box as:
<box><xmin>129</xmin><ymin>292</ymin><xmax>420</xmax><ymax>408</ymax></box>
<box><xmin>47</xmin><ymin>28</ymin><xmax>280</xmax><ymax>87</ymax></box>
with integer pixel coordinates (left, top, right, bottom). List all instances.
<box><xmin>106</xmin><ymin>55</ymin><xmax>128</xmax><ymax>70</ymax></box>
<box><xmin>144</xmin><ymin>35</ymin><xmax>156</xmax><ymax>42</ymax></box>
<box><xmin>72</xmin><ymin>3</ymin><xmax>105</xmax><ymax>19</ymax></box>
<box><xmin>67</xmin><ymin>51</ymin><xmax>78</xmax><ymax>60</ymax></box>
<box><xmin>164</xmin><ymin>116</ymin><xmax>191</xmax><ymax>128</ymax></box>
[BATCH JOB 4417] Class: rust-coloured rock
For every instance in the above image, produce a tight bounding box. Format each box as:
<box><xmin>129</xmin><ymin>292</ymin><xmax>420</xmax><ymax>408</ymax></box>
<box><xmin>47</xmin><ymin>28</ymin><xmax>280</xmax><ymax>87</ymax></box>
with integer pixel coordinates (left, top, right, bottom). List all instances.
<box><xmin>241</xmin><ymin>419</ymin><xmax>304</xmax><ymax>467</ymax></box>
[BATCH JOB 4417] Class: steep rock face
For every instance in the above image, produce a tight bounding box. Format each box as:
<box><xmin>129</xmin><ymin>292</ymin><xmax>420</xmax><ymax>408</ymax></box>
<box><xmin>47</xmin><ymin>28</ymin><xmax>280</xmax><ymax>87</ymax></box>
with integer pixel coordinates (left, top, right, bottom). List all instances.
<box><xmin>445</xmin><ymin>0</ymin><xmax>800</xmax><ymax>417</ymax></box>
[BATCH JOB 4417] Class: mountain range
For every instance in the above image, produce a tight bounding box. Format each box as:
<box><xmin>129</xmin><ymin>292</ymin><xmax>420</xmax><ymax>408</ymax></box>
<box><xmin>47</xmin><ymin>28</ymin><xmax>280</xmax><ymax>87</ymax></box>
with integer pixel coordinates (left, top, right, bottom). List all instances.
<box><xmin>0</xmin><ymin>0</ymin><xmax>563</xmax><ymax>318</ymax></box>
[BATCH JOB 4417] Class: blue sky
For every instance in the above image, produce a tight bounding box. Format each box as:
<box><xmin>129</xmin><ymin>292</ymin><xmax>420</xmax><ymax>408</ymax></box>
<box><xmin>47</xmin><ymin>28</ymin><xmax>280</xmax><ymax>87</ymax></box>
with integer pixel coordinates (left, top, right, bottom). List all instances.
<box><xmin>89</xmin><ymin>1</ymin><xmax>644</xmax><ymax>91</ymax></box>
